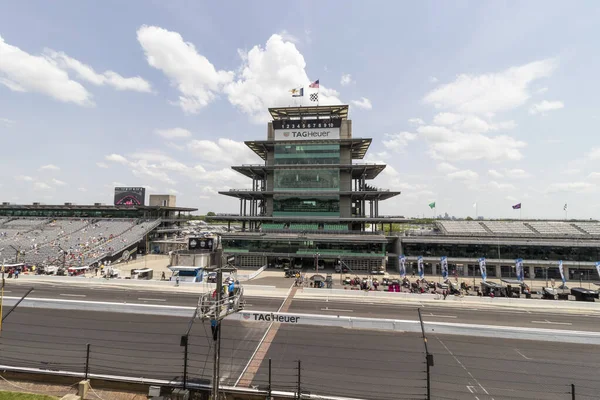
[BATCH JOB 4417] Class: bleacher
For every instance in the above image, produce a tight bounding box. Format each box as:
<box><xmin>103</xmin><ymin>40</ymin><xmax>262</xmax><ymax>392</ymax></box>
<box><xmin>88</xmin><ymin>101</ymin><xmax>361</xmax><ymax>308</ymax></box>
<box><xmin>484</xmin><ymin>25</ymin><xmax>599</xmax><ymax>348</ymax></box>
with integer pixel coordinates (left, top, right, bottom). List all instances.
<box><xmin>527</xmin><ymin>221</ymin><xmax>585</xmax><ymax>235</ymax></box>
<box><xmin>438</xmin><ymin>221</ymin><xmax>488</xmax><ymax>235</ymax></box>
<box><xmin>437</xmin><ymin>220</ymin><xmax>600</xmax><ymax>238</ymax></box>
<box><xmin>0</xmin><ymin>218</ymin><xmax>161</xmax><ymax>266</ymax></box>
<box><xmin>573</xmin><ymin>222</ymin><xmax>600</xmax><ymax>235</ymax></box>
<box><xmin>484</xmin><ymin>221</ymin><xmax>535</xmax><ymax>235</ymax></box>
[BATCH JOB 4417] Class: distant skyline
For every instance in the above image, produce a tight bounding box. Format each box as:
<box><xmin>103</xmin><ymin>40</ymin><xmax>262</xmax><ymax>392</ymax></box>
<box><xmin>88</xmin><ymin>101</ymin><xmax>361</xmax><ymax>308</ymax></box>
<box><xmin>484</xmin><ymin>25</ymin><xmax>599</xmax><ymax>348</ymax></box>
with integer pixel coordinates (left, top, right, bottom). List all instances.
<box><xmin>1</xmin><ymin>1</ymin><xmax>600</xmax><ymax>219</ymax></box>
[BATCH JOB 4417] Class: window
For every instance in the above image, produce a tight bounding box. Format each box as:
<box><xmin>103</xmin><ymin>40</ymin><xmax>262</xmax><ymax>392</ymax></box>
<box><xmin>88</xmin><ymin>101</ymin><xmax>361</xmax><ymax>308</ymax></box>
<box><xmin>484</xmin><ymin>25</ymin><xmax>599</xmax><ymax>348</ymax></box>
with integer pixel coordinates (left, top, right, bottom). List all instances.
<box><xmin>274</xmin><ymin>169</ymin><xmax>339</xmax><ymax>191</ymax></box>
<box><xmin>274</xmin><ymin>144</ymin><xmax>340</xmax><ymax>165</ymax></box>
<box><xmin>273</xmin><ymin>196</ymin><xmax>340</xmax><ymax>216</ymax></box>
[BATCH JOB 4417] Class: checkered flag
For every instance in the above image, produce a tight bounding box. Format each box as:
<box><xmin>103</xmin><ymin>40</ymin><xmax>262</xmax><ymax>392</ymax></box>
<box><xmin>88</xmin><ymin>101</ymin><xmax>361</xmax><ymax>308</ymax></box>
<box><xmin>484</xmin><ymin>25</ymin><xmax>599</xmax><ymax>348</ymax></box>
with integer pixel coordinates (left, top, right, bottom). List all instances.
<box><xmin>310</xmin><ymin>93</ymin><xmax>318</xmax><ymax>102</ymax></box>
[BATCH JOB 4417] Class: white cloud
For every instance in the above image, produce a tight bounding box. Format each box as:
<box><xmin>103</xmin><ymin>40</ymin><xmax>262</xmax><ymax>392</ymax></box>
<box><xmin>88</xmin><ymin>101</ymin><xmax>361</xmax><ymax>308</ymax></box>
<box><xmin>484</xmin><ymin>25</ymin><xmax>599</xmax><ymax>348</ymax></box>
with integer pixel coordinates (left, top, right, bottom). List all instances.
<box><xmin>417</xmin><ymin>125</ymin><xmax>526</xmax><ymax>161</ymax></box>
<box><xmin>488</xmin><ymin>169</ymin><xmax>504</xmax><ymax>178</ymax></box>
<box><xmin>51</xmin><ymin>178</ymin><xmax>66</xmax><ymax>186</ymax></box>
<box><xmin>224</xmin><ymin>34</ymin><xmax>341</xmax><ymax>122</ymax></box>
<box><xmin>167</xmin><ymin>142</ymin><xmax>185</xmax><ymax>151</ymax></box>
<box><xmin>436</xmin><ymin>162</ymin><xmax>458</xmax><ymax>173</ymax></box>
<box><xmin>0</xmin><ymin>117</ymin><xmax>15</xmax><ymax>127</ymax></box>
<box><xmin>33</xmin><ymin>182</ymin><xmax>51</xmax><ymax>191</ymax></box>
<box><xmin>587</xmin><ymin>172</ymin><xmax>600</xmax><ymax>181</ymax></box>
<box><xmin>96</xmin><ymin>162</ymin><xmax>109</xmax><ymax>169</ymax></box>
<box><xmin>505</xmin><ymin>195</ymin><xmax>518</xmax><ymax>202</ymax></box>
<box><xmin>0</xmin><ymin>35</ymin><xmax>93</xmax><ymax>105</ymax></box>
<box><xmin>587</xmin><ymin>148</ymin><xmax>600</xmax><ymax>160</ymax></box>
<box><xmin>78</xmin><ymin>187</ymin><xmax>87</xmax><ymax>192</ymax></box>
<box><xmin>351</xmin><ymin>97</ymin><xmax>372</xmax><ymax>110</ymax></box>
<box><xmin>529</xmin><ymin>100</ymin><xmax>564</xmax><ymax>115</ymax></box>
<box><xmin>562</xmin><ymin>168</ymin><xmax>580</xmax><ymax>175</ymax></box>
<box><xmin>429</xmin><ymin>76</ymin><xmax>438</xmax><ymax>83</ymax></box>
<box><xmin>489</xmin><ymin>181</ymin><xmax>516</xmax><ymax>191</ymax></box>
<box><xmin>537</xmin><ymin>87</ymin><xmax>548</xmax><ymax>94</ymax></box>
<box><xmin>39</xmin><ymin>164</ymin><xmax>60</xmax><ymax>171</ymax></box>
<box><xmin>187</xmin><ymin>138</ymin><xmax>259</xmax><ymax>165</ymax></box>
<box><xmin>504</xmin><ymin>168</ymin><xmax>530</xmax><ymax>179</ymax></box>
<box><xmin>340</xmin><ymin>74</ymin><xmax>353</xmax><ymax>86</ymax></box>
<box><xmin>447</xmin><ymin>169</ymin><xmax>478</xmax><ymax>181</ymax></box>
<box><xmin>45</xmin><ymin>50</ymin><xmax>151</xmax><ymax>93</ymax></box>
<box><xmin>105</xmin><ymin>154</ymin><xmax>128</xmax><ymax>164</ymax></box>
<box><xmin>423</xmin><ymin>59</ymin><xmax>557</xmax><ymax>114</ymax></box>
<box><xmin>155</xmin><ymin>128</ymin><xmax>192</xmax><ymax>139</ymax></box>
<box><xmin>167</xmin><ymin>188</ymin><xmax>180</xmax><ymax>195</ymax></box>
<box><xmin>137</xmin><ymin>25</ymin><xmax>234</xmax><ymax>114</ymax></box>
<box><xmin>382</xmin><ymin>132</ymin><xmax>417</xmax><ymax>153</ymax></box>
<box><xmin>432</xmin><ymin>112</ymin><xmax>516</xmax><ymax>134</ymax></box>
<box><xmin>408</xmin><ymin>118</ymin><xmax>424</xmax><ymax>126</ymax></box>
<box><xmin>15</xmin><ymin>175</ymin><xmax>34</xmax><ymax>182</ymax></box>
<box><xmin>547</xmin><ymin>182</ymin><xmax>595</xmax><ymax>193</ymax></box>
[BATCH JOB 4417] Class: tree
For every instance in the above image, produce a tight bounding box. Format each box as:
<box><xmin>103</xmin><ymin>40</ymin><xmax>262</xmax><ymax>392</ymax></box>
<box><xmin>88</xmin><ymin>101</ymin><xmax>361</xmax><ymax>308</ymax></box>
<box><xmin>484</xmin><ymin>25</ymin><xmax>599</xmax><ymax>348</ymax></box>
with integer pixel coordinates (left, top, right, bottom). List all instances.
<box><xmin>206</xmin><ymin>211</ymin><xmax>216</xmax><ymax>217</ymax></box>
<box><xmin>465</xmin><ymin>216</ymin><xmax>473</xmax><ymax>221</ymax></box>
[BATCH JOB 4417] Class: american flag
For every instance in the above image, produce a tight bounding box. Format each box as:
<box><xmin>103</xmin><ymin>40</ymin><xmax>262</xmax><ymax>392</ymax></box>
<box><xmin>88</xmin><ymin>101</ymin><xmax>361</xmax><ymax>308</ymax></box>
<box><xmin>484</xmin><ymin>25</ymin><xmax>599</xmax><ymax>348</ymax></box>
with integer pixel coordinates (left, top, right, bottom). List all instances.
<box><xmin>309</xmin><ymin>79</ymin><xmax>319</xmax><ymax>88</ymax></box>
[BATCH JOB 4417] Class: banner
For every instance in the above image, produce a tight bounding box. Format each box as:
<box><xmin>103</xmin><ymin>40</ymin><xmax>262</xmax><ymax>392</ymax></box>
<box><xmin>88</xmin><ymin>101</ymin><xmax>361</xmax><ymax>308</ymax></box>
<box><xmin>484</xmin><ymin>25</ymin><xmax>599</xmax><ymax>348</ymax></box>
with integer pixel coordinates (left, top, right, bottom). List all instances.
<box><xmin>558</xmin><ymin>260</ymin><xmax>566</xmax><ymax>285</ymax></box>
<box><xmin>478</xmin><ymin>258</ymin><xmax>487</xmax><ymax>281</ymax></box>
<box><xmin>441</xmin><ymin>256</ymin><xmax>448</xmax><ymax>280</ymax></box>
<box><xmin>417</xmin><ymin>256</ymin><xmax>424</xmax><ymax>279</ymax></box>
<box><xmin>399</xmin><ymin>255</ymin><xmax>406</xmax><ymax>278</ymax></box>
<box><xmin>515</xmin><ymin>258</ymin><xmax>524</xmax><ymax>282</ymax></box>
<box><xmin>596</xmin><ymin>261</ymin><xmax>600</xmax><ymax>280</ymax></box>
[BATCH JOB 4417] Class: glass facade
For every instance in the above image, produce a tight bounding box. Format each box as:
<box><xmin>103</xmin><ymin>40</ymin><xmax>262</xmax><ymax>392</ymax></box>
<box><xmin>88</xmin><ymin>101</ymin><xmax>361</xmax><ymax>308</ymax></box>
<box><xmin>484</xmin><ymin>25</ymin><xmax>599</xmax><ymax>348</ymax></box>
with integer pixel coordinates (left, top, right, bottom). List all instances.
<box><xmin>403</xmin><ymin>241</ymin><xmax>600</xmax><ymax>262</ymax></box>
<box><xmin>222</xmin><ymin>238</ymin><xmax>385</xmax><ymax>257</ymax></box>
<box><xmin>274</xmin><ymin>169</ymin><xmax>339</xmax><ymax>191</ymax></box>
<box><xmin>274</xmin><ymin>144</ymin><xmax>340</xmax><ymax>165</ymax></box>
<box><xmin>273</xmin><ymin>196</ymin><xmax>340</xmax><ymax>216</ymax></box>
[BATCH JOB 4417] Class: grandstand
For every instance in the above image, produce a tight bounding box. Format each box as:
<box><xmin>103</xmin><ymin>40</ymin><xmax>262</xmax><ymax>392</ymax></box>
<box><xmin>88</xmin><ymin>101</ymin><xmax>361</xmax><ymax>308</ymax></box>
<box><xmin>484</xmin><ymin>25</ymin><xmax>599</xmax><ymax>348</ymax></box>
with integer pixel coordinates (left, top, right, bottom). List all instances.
<box><xmin>0</xmin><ymin>217</ymin><xmax>162</xmax><ymax>267</ymax></box>
<box><xmin>436</xmin><ymin>220</ymin><xmax>600</xmax><ymax>238</ymax></box>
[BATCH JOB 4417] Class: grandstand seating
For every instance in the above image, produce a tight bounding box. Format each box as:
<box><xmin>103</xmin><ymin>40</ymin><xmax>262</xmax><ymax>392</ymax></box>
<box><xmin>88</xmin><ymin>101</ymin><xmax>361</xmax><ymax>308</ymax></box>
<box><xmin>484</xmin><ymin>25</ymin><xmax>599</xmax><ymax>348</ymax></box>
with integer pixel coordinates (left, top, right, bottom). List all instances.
<box><xmin>573</xmin><ymin>222</ymin><xmax>600</xmax><ymax>235</ymax></box>
<box><xmin>527</xmin><ymin>221</ymin><xmax>585</xmax><ymax>235</ymax></box>
<box><xmin>438</xmin><ymin>221</ymin><xmax>488</xmax><ymax>235</ymax></box>
<box><xmin>0</xmin><ymin>218</ymin><xmax>160</xmax><ymax>266</ymax></box>
<box><xmin>437</xmin><ymin>220</ymin><xmax>600</xmax><ymax>237</ymax></box>
<box><xmin>484</xmin><ymin>221</ymin><xmax>535</xmax><ymax>235</ymax></box>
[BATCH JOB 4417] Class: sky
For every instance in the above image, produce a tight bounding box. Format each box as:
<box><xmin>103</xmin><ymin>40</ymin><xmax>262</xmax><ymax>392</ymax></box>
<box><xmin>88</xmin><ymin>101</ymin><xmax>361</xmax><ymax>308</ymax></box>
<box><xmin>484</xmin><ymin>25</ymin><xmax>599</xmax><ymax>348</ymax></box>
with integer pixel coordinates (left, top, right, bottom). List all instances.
<box><xmin>1</xmin><ymin>1</ymin><xmax>600</xmax><ymax>219</ymax></box>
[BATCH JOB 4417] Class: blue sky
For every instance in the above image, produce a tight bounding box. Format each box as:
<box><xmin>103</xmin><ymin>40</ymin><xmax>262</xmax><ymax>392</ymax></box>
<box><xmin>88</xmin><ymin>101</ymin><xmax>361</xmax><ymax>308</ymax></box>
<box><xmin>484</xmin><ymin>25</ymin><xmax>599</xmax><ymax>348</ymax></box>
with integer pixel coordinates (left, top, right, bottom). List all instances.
<box><xmin>1</xmin><ymin>1</ymin><xmax>600</xmax><ymax>219</ymax></box>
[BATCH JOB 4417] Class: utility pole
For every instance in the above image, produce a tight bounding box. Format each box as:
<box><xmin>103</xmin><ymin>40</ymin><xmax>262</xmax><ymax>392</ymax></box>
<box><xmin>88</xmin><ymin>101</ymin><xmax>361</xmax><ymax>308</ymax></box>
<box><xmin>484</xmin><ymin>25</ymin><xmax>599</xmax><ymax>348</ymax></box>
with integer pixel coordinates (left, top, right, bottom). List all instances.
<box><xmin>267</xmin><ymin>358</ymin><xmax>272</xmax><ymax>400</ymax></box>
<box><xmin>211</xmin><ymin>249</ymin><xmax>224</xmax><ymax>400</ymax></box>
<box><xmin>417</xmin><ymin>309</ymin><xmax>433</xmax><ymax>400</ymax></box>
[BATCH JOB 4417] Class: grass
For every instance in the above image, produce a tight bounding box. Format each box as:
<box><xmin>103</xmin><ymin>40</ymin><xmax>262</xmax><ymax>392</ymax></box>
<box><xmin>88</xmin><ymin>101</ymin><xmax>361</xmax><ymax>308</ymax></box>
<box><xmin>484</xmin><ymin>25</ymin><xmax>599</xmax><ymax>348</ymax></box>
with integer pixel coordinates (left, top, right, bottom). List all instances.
<box><xmin>0</xmin><ymin>391</ymin><xmax>58</xmax><ymax>400</ymax></box>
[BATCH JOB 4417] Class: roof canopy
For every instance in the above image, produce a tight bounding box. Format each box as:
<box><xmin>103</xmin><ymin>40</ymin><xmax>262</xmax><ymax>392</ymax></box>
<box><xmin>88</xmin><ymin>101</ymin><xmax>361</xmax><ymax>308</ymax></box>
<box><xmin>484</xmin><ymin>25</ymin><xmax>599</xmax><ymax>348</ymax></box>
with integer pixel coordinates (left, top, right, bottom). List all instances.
<box><xmin>268</xmin><ymin>105</ymin><xmax>349</xmax><ymax>121</ymax></box>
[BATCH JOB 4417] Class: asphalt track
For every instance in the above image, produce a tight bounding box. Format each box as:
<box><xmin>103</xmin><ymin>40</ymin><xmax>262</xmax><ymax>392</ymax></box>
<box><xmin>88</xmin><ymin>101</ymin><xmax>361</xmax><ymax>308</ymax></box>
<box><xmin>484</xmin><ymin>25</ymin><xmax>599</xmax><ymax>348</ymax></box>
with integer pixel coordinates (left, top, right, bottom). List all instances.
<box><xmin>2</xmin><ymin>306</ymin><xmax>600</xmax><ymax>399</ymax></box>
<box><xmin>4</xmin><ymin>280</ymin><xmax>600</xmax><ymax>331</ymax></box>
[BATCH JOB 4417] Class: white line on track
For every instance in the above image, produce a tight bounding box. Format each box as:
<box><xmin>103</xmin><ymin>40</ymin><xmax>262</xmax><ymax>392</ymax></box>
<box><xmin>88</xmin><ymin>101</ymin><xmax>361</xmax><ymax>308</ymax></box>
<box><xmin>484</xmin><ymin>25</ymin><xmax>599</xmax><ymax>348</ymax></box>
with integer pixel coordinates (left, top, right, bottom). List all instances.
<box><xmin>437</xmin><ymin>336</ymin><xmax>494</xmax><ymax>400</ymax></box>
<box><xmin>321</xmin><ymin>307</ymin><xmax>354</xmax><ymax>312</ymax></box>
<box><xmin>515</xmin><ymin>349</ymin><xmax>532</xmax><ymax>360</ymax></box>
<box><xmin>59</xmin><ymin>294</ymin><xmax>86</xmax><ymax>297</ymax></box>
<box><xmin>138</xmin><ymin>298</ymin><xmax>166</xmax><ymax>302</ymax></box>
<box><xmin>426</xmin><ymin>313</ymin><xmax>457</xmax><ymax>318</ymax></box>
<box><xmin>531</xmin><ymin>320</ymin><xmax>572</xmax><ymax>325</ymax></box>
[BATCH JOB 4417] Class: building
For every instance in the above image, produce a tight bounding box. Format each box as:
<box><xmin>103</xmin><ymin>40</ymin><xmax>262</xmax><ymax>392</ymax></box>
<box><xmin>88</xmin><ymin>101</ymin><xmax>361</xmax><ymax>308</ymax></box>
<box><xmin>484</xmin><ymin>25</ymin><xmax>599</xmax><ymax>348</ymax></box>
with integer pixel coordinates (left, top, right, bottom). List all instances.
<box><xmin>211</xmin><ymin>105</ymin><xmax>406</xmax><ymax>270</ymax></box>
<box><xmin>400</xmin><ymin>220</ymin><xmax>600</xmax><ymax>281</ymax></box>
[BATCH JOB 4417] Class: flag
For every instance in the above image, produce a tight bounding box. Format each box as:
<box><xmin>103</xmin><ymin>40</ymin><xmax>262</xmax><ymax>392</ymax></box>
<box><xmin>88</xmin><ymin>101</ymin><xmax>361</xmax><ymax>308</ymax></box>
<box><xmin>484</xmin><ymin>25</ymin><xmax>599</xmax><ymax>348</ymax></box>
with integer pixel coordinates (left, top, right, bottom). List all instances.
<box><xmin>428</xmin><ymin>202</ymin><xmax>436</xmax><ymax>209</ymax></box>
<box><xmin>309</xmin><ymin>79</ymin><xmax>319</xmax><ymax>88</ymax></box>
<box><xmin>399</xmin><ymin>255</ymin><xmax>406</xmax><ymax>278</ymax></box>
<box><xmin>515</xmin><ymin>258</ymin><xmax>524</xmax><ymax>282</ymax></box>
<box><xmin>596</xmin><ymin>261</ymin><xmax>600</xmax><ymax>280</ymax></box>
<box><xmin>478</xmin><ymin>258</ymin><xmax>487</xmax><ymax>282</ymax></box>
<box><xmin>417</xmin><ymin>256</ymin><xmax>424</xmax><ymax>279</ymax></box>
<box><xmin>290</xmin><ymin>88</ymin><xmax>304</xmax><ymax>97</ymax></box>
<box><xmin>512</xmin><ymin>203</ymin><xmax>521</xmax><ymax>209</ymax></box>
<box><xmin>564</xmin><ymin>203</ymin><xmax>567</xmax><ymax>211</ymax></box>
<box><xmin>473</xmin><ymin>203</ymin><xmax>477</xmax><ymax>208</ymax></box>
<box><xmin>558</xmin><ymin>260</ymin><xmax>566</xmax><ymax>285</ymax></box>
<box><xmin>441</xmin><ymin>256</ymin><xmax>448</xmax><ymax>280</ymax></box>
<box><xmin>310</xmin><ymin>93</ymin><xmax>319</xmax><ymax>102</ymax></box>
